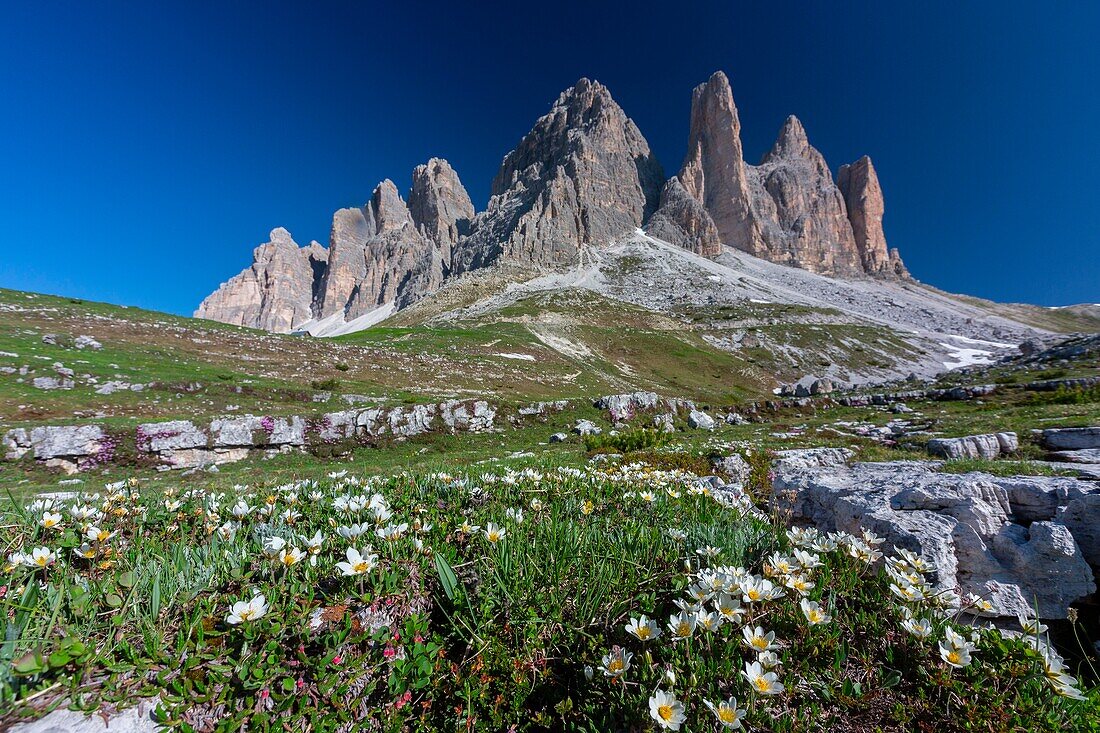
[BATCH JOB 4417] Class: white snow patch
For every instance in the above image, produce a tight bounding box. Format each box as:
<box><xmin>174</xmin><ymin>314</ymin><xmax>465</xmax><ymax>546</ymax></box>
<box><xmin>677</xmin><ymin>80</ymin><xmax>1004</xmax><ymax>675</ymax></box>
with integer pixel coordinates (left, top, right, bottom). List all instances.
<box><xmin>707</xmin><ymin>275</ymin><xmax>723</xmax><ymax>283</ymax></box>
<box><xmin>297</xmin><ymin>302</ymin><xmax>396</xmax><ymax>337</ymax></box>
<box><xmin>495</xmin><ymin>352</ymin><xmax>535</xmax><ymax>361</ymax></box>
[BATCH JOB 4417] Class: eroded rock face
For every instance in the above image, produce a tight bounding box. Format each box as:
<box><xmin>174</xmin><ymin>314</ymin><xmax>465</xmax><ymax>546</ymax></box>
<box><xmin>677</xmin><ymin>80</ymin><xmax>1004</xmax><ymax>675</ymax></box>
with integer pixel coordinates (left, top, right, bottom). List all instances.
<box><xmin>408</xmin><ymin>158</ymin><xmax>475</xmax><ymax>275</ymax></box>
<box><xmin>645</xmin><ymin>178</ymin><xmax>722</xmax><ymax>257</ymax></box>
<box><xmin>651</xmin><ymin>71</ymin><xmax>907</xmax><ymax>279</ymax></box>
<box><xmin>837</xmin><ymin>156</ymin><xmax>908</xmax><ymax>278</ymax></box>
<box><xmin>317</xmin><ymin>180</ymin><xmax>443</xmax><ymax>320</ymax></box>
<box><xmin>453</xmin><ymin>78</ymin><xmax>664</xmax><ymax>273</ymax></box>
<box><xmin>773</xmin><ymin>460</ymin><xmax>1098</xmax><ymax>618</ymax></box>
<box><xmin>748</xmin><ymin>116</ymin><xmax>862</xmax><ymax>276</ymax></box>
<box><xmin>195</xmin><ymin>228</ymin><xmax>324</xmax><ymax>333</ymax></box>
<box><xmin>669</xmin><ymin>71</ymin><xmax>759</xmax><ymax>256</ymax></box>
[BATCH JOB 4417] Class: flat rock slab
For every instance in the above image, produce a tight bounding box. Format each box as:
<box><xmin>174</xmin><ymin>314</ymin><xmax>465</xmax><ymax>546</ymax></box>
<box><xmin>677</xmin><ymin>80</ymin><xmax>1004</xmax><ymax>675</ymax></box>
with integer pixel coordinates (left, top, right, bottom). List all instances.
<box><xmin>1042</xmin><ymin>427</ymin><xmax>1100</xmax><ymax>451</ymax></box>
<box><xmin>1050</xmin><ymin>449</ymin><xmax>1100</xmax><ymax>464</ymax></box>
<box><xmin>773</xmin><ymin>459</ymin><xmax>1098</xmax><ymax>618</ymax></box>
<box><xmin>10</xmin><ymin>698</ymin><xmax>161</xmax><ymax>733</ymax></box>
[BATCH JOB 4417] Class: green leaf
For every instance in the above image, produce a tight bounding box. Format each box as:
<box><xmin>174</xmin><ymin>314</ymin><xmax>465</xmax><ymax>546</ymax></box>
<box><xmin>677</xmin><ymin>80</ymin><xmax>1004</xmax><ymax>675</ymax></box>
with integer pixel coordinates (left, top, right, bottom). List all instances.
<box><xmin>433</xmin><ymin>552</ymin><xmax>461</xmax><ymax>602</ymax></box>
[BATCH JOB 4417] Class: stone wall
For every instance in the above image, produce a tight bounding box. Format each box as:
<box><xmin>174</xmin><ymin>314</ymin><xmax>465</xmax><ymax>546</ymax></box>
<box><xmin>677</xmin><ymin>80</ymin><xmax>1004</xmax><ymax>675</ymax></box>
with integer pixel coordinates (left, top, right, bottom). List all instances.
<box><xmin>3</xmin><ymin>399</ymin><xmax>497</xmax><ymax>473</ymax></box>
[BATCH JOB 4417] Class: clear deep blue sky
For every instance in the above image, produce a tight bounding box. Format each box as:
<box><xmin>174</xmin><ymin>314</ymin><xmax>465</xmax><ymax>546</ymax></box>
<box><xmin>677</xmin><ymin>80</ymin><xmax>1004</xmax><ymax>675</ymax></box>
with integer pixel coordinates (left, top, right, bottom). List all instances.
<box><xmin>2</xmin><ymin>1</ymin><xmax>1097</xmax><ymax>315</ymax></box>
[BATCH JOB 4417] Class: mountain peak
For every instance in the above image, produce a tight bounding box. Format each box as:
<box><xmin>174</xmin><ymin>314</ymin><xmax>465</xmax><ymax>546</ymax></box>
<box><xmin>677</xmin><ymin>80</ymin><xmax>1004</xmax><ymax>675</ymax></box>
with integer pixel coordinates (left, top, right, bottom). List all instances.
<box><xmin>765</xmin><ymin>115</ymin><xmax>811</xmax><ymax>162</ymax></box>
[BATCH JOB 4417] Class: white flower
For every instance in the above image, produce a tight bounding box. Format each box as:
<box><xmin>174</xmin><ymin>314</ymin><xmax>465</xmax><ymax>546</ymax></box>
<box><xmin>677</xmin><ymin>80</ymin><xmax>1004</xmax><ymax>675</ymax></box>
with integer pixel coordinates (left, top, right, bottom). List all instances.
<box><xmin>226</xmin><ymin>593</ymin><xmax>268</xmax><ymax>625</ymax></box>
<box><xmin>39</xmin><ymin>511</ymin><xmax>63</xmax><ymax>530</ymax></box>
<box><xmin>625</xmin><ymin>614</ymin><xmax>661</xmax><ymax>641</ymax></box>
<box><xmin>231</xmin><ymin>500</ymin><xmax>251</xmax><ymax>518</ymax></box>
<box><xmin>648</xmin><ymin>689</ymin><xmax>686</xmax><ymax>730</ymax></box>
<box><xmin>337</xmin><ymin>523</ymin><xmax>369</xmax><ymax>540</ymax></box>
<box><xmin>697</xmin><ymin>610</ymin><xmax>723</xmax><ymax>632</ymax></box>
<box><xmin>261</xmin><ymin>535</ymin><xmax>286</xmax><ymax>558</ymax></box>
<box><xmin>1017</xmin><ymin>614</ymin><xmax>1048</xmax><ymax>636</ymax></box>
<box><xmin>667</xmin><ymin>610</ymin><xmax>697</xmax><ymax>640</ymax></box>
<box><xmin>714</xmin><ymin>592</ymin><xmax>745</xmax><ymax>624</ymax></box>
<box><xmin>598</xmin><ymin>647</ymin><xmax>632</xmax><ymax>678</ymax></box>
<box><xmin>742</xmin><ymin>660</ymin><xmax>784</xmax><ymax>695</ymax></box>
<box><xmin>278</xmin><ymin>547</ymin><xmax>305</xmax><ymax>568</ymax></box>
<box><xmin>757</xmin><ymin>650</ymin><xmax>781</xmax><ymax>668</ymax></box>
<box><xmin>484</xmin><ymin>523</ymin><xmax>506</xmax><ymax>544</ymax></box>
<box><xmin>335</xmin><ymin>546</ymin><xmax>378</xmax><ymax>576</ymax></box>
<box><xmin>901</xmin><ymin>617</ymin><xmax>933</xmax><ymax>639</ymax></box>
<box><xmin>938</xmin><ymin>641</ymin><xmax>973</xmax><ymax>668</ymax></box>
<box><xmin>29</xmin><ymin>547</ymin><xmax>56</xmax><ymax>568</ymax></box>
<box><xmin>742</xmin><ymin>625</ymin><xmax>778</xmax><ymax>652</ymax></box>
<box><xmin>799</xmin><ymin>598</ymin><xmax>831</xmax><ymax>626</ymax></box>
<box><xmin>704</xmin><ymin>696</ymin><xmax>746</xmax><ymax>729</ymax></box>
<box><xmin>85</xmin><ymin>526</ymin><xmax>114</xmax><ymax>543</ymax></box>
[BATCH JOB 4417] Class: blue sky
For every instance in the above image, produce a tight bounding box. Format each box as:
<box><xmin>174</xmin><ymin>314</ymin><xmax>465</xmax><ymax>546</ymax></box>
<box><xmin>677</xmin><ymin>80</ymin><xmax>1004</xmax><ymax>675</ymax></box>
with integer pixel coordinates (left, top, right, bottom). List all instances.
<box><xmin>1</xmin><ymin>1</ymin><xmax>1097</xmax><ymax>315</ymax></box>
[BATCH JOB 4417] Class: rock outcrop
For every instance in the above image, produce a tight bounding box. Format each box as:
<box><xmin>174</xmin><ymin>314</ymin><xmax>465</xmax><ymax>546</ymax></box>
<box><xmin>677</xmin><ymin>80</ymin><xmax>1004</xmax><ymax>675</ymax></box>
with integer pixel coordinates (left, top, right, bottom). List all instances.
<box><xmin>747</xmin><ymin>116</ymin><xmax>862</xmax><ymax>276</ymax></box>
<box><xmin>837</xmin><ymin>156</ymin><xmax>909</xmax><ymax>278</ymax></box>
<box><xmin>648</xmin><ymin>70</ymin><xmax>908</xmax><ymax>279</ymax></box>
<box><xmin>673</xmin><ymin>71</ymin><xmax>759</xmax><ymax>255</ymax></box>
<box><xmin>316</xmin><ymin>180</ymin><xmax>443</xmax><ymax>321</ymax></box>
<box><xmin>774</xmin><ymin>459</ymin><xmax>1099</xmax><ymax>618</ymax></box>
<box><xmin>644</xmin><ymin>178</ymin><xmax>722</xmax><ymax>257</ymax></box>
<box><xmin>408</xmin><ymin>158</ymin><xmax>475</xmax><ymax>275</ymax></box>
<box><xmin>452</xmin><ymin>78</ymin><xmax>664</xmax><ymax>273</ymax></box>
<box><xmin>195</xmin><ymin>228</ymin><xmax>325</xmax><ymax>333</ymax></box>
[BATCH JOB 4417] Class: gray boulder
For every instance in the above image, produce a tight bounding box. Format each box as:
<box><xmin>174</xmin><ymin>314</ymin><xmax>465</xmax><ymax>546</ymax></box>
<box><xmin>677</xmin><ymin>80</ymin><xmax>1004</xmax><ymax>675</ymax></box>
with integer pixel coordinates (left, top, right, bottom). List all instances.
<box><xmin>594</xmin><ymin>392</ymin><xmax>660</xmax><ymax>422</ymax></box>
<box><xmin>137</xmin><ymin>421</ymin><xmax>207</xmax><ymax>452</ymax></box>
<box><xmin>927</xmin><ymin>433</ymin><xmax>1007</xmax><ymax>460</ymax></box>
<box><xmin>573</xmin><ymin>419</ymin><xmax>602</xmax><ymax>436</ymax></box>
<box><xmin>440</xmin><ymin>400</ymin><xmax>496</xmax><ymax>433</ymax></box>
<box><xmin>688</xmin><ymin>410</ymin><xmax>716</xmax><ymax>430</ymax></box>
<box><xmin>773</xmin><ymin>460</ymin><xmax>1097</xmax><ymax>618</ymax></box>
<box><xmin>31</xmin><ymin>425</ymin><xmax>105</xmax><ymax>460</ymax></box>
<box><xmin>549</xmin><ymin>432</ymin><xmax>567</xmax><ymax>444</ymax></box>
<box><xmin>1050</xmin><ymin>449</ymin><xmax>1100</xmax><ymax>464</ymax></box>
<box><xmin>1042</xmin><ymin>427</ymin><xmax>1100</xmax><ymax>451</ymax></box>
<box><xmin>74</xmin><ymin>334</ymin><xmax>103</xmax><ymax>350</ymax></box>
<box><xmin>714</xmin><ymin>453</ymin><xmax>751</xmax><ymax>484</ymax></box>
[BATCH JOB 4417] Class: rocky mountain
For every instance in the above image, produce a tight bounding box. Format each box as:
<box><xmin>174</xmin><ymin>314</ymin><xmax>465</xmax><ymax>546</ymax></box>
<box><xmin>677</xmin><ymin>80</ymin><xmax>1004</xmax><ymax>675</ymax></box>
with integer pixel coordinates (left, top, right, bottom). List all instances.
<box><xmin>408</xmin><ymin>158</ymin><xmax>475</xmax><ymax>276</ymax></box>
<box><xmin>837</xmin><ymin>155</ymin><xmax>909</xmax><ymax>278</ymax></box>
<box><xmin>316</xmin><ymin>179</ymin><xmax>442</xmax><ymax>323</ymax></box>
<box><xmin>451</xmin><ymin>78</ymin><xmax>664</xmax><ymax>274</ymax></box>
<box><xmin>195</xmin><ymin>228</ymin><xmax>326</xmax><ymax>333</ymax></box>
<box><xmin>647</xmin><ymin>71</ymin><xmax>906</xmax><ymax>278</ymax></box>
<box><xmin>199</xmin><ymin>73</ymin><xmax>929</xmax><ymax>335</ymax></box>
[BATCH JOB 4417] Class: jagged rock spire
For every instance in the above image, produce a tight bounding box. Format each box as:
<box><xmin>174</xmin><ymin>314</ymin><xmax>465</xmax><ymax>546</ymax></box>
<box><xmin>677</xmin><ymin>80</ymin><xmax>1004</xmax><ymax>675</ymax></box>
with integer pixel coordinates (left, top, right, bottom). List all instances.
<box><xmin>408</xmin><ymin>158</ymin><xmax>474</xmax><ymax>275</ymax></box>
<box><xmin>838</xmin><ymin>155</ymin><xmax>909</xmax><ymax>278</ymax></box>
<box><xmin>195</xmin><ymin>228</ymin><xmax>324</xmax><ymax>333</ymax></box>
<box><xmin>452</xmin><ymin>78</ymin><xmax>664</xmax><ymax>273</ymax></box>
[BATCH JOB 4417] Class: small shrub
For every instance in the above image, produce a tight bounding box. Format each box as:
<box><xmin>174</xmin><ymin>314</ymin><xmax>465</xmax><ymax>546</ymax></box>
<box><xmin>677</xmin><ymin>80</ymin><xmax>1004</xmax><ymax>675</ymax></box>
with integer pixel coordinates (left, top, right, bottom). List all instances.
<box><xmin>310</xmin><ymin>377</ymin><xmax>341</xmax><ymax>392</ymax></box>
<box><xmin>584</xmin><ymin>428</ymin><xmax>666</xmax><ymax>454</ymax></box>
<box><xmin>334</xmin><ymin>362</ymin><xmax>350</xmax><ymax>372</ymax></box>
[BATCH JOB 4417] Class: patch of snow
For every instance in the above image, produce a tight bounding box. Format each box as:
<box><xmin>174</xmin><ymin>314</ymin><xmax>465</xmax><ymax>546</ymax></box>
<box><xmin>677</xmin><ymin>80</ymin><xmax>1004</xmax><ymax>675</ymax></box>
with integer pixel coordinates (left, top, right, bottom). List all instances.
<box><xmin>495</xmin><ymin>352</ymin><xmax>536</xmax><ymax>361</ymax></box>
<box><xmin>939</xmin><ymin>344</ymin><xmax>996</xmax><ymax>369</ymax></box>
<box><xmin>297</xmin><ymin>302</ymin><xmax>396</xmax><ymax>337</ymax></box>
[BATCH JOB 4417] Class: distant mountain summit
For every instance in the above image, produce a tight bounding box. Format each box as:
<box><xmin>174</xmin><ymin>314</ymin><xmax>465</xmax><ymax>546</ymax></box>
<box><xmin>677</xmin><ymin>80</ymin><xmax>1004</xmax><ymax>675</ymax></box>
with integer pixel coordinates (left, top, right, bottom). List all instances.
<box><xmin>196</xmin><ymin>72</ymin><xmax>908</xmax><ymax>334</ymax></box>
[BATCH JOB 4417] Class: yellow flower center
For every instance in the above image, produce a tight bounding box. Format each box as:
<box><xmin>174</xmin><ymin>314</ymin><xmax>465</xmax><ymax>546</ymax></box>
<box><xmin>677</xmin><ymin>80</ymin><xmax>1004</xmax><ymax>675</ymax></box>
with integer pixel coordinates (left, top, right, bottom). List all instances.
<box><xmin>754</xmin><ymin>677</ymin><xmax>770</xmax><ymax>692</ymax></box>
<box><xmin>353</xmin><ymin>561</ymin><xmax>370</xmax><ymax>573</ymax></box>
<box><xmin>608</xmin><ymin>659</ymin><xmax>623</xmax><ymax>673</ymax></box>
<box><xmin>751</xmin><ymin>637</ymin><xmax>766</xmax><ymax>650</ymax></box>
<box><xmin>947</xmin><ymin>650</ymin><xmax>961</xmax><ymax>664</ymax></box>
<box><xmin>240</xmin><ymin>609</ymin><xmax>255</xmax><ymax>620</ymax></box>
<box><xmin>658</xmin><ymin>705</ymin><xmax>674</xmax><ymax>721</ymax></box>
<box><xmin>676</xmin><ymin>622</ymin><xmax>691</xmax><ymax>637</ymax></box>
<box><xmin>35</xmin><ymin>557</ymin><xmax>48</xmax><ymax>567</ymax></box>
<box><xmin>747</xmin><ymin>589</ymin><xmax>761</xmax><ymax>601</ymax></box>
<box><xmin>719</xmin><ymin>708</ymin><xmax>738</xmax><ymax>723</ymax></box>
<box><xmin>488</xmin><ymin>532</ymin><xmax>500</xmax><ymax>542</ymax></box>
<box><xmin>636</xmin><ymin>626</ymin><xmax>651</xmax><ymax>639</ymax></box>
